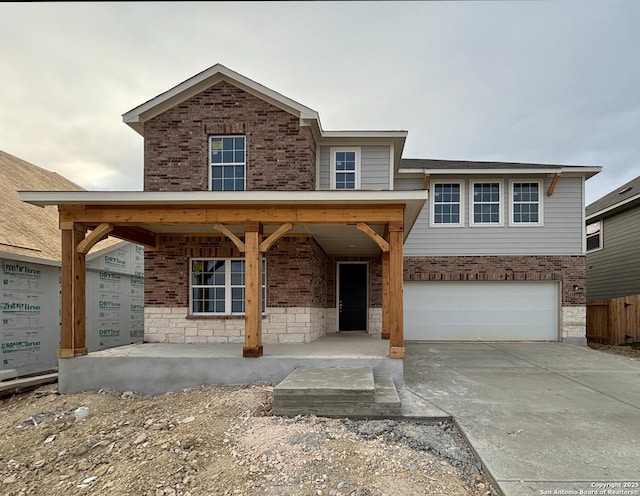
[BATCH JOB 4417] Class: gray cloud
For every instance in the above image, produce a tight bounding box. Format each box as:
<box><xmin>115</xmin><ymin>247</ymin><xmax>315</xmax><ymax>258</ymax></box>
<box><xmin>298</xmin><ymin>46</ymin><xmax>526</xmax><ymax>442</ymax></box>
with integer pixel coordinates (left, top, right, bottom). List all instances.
<box><xmin>1</xmin><ymin>1</ymin><xmax>638</xmax><ymax>203</ymax></box>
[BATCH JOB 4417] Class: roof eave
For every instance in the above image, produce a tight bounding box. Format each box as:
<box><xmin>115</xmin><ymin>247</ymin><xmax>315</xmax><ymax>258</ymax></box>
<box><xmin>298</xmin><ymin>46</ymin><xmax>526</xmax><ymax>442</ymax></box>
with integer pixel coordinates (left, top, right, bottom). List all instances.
<box><xmin>586</xmin><ymin>192</ymin><xmax>640</xmax><ymax>221</ymax></box>
<box><xmin>397</xmin><ymin>166</ymin><xmax>602</xmax><ymax>177</ymax></box>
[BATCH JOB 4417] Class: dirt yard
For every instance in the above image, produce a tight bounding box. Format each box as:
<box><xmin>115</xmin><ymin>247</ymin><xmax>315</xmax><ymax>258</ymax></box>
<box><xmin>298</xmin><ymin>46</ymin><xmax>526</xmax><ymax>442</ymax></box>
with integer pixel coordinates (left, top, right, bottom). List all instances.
<box><xmin>0</xmin><ymin>384</ymin><xmax>493</xmax><ymax>496</ymax></box>
<box><xmin>588</xmin><ymin>342</ymin><xmax>640</xmax><ymax>359</ymax></box>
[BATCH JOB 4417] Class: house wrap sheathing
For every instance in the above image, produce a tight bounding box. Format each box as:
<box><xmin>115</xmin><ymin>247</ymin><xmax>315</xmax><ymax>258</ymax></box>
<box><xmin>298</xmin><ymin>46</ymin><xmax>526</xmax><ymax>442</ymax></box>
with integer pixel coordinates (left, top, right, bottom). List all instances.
<box><xmin>0</xmin><ymin>150</ymin><xmax>144</xmax><ymax>377</ymax></box>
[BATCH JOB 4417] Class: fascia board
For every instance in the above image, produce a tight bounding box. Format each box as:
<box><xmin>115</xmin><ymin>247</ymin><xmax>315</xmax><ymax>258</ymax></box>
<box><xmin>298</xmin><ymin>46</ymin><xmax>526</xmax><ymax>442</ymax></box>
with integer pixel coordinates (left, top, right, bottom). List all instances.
<box><xmin>18</xmin><ymin>190</ymin><xmax>428</xmax><ymax>207</ymax></box>
<box><xmin>397</xmin><ymin>168</ymin><xmax>565</xmax><ymax>175</ymax></box>
<box><xmin>397</xmin><ymin>166</ymin><xmax>601</xmax><ymax>177</ymax></box>
<box><xmin>321</xmin><ymin>130</ymin><xmax>408</xmax><ymax>139</ymax></box>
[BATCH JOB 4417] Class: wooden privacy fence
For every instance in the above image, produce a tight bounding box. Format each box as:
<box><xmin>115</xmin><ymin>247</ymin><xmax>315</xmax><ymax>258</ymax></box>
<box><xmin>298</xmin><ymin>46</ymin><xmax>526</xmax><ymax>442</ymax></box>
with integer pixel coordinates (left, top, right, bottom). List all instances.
<box><xmin>587</xmin><ymin>294</ymin><xmax>640</xmax><ymax>345</ymax></box>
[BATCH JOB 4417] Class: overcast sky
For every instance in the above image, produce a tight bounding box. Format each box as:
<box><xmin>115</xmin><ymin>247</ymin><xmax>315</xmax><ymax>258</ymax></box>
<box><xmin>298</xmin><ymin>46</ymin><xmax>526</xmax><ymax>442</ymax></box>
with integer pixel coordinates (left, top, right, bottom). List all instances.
<box><xmin>1</xmin><ymin>1</ymin><xmax>639</xmax><ymax>204</ymax></box>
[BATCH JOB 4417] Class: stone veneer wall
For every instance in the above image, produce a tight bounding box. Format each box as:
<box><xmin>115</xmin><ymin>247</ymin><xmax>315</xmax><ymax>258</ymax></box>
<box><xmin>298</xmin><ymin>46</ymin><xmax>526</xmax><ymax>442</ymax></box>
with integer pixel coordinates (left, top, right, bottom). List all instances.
<box><xmin>144</xmin><ymin>80</ymin><xmax>316</xmax><ymax>192</ymax></box>
<box><xmin>404</xmin><ymin>255</ymin><xmax>587</xmax><ymax>343</ymax></box>
<box><xmin>145</xmin><ymin>307</ymin><xmax>326</xmax><ymax>344</ymax></box>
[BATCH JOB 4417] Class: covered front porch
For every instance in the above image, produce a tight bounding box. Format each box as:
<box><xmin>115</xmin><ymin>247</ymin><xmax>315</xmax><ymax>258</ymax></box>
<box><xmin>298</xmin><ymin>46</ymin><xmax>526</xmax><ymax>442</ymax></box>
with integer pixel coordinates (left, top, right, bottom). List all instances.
<box><xmin>20</xmin><ymin>190</ymin><xmax>427</xmax><ymax>392</ymax></box>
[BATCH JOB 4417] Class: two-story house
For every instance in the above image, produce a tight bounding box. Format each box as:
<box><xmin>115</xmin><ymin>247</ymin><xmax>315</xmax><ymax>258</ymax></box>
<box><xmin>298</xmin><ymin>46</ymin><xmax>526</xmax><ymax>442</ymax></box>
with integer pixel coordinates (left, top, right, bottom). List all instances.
<box><xmin>586</xmin><ymin>175</ymin><xmax>640</xmax><ymax>300</ymax></box>
<box><xmin>21</xmin><ymin>64</ymin><xmax>600</xmax><ymax>366</ymax></box>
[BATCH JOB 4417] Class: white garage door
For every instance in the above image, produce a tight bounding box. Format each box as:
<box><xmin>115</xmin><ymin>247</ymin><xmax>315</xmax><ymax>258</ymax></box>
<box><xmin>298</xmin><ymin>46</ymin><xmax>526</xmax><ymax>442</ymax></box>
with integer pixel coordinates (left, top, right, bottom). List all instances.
<box><xmin>404</xmin><ymin>281</ymin><xmax>559</xmax><ymax>341</ymax></box>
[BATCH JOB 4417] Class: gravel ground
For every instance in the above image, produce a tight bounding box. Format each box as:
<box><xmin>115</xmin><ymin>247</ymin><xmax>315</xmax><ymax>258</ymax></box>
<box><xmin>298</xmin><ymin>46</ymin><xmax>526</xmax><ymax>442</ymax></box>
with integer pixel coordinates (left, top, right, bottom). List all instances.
<box><xmin>0</xmin><ymin>384</ymin><xmax>494</xmax><ymax>496</ymax></box>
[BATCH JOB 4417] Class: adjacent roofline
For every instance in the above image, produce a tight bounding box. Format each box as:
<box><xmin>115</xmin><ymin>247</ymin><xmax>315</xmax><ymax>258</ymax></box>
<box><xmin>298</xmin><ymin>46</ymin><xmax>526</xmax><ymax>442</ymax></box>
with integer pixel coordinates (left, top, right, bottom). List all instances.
<box><xmin>0</xmin><ymin>250</ymin><xmax>60</xmax><ymax>267</ymax></box>
<box><xmin>586</xmin><ymin>191</ymin><xmax>640</xmax><ymax>221</ymax></box>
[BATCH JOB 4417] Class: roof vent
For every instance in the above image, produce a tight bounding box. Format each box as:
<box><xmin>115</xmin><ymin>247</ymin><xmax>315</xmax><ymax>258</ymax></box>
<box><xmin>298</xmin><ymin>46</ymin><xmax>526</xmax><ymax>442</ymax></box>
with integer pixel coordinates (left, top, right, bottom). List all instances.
<box><xmin>618</xmin><ymin>186</ymin><xmax>633</xmax><ymax>194</ymax></box>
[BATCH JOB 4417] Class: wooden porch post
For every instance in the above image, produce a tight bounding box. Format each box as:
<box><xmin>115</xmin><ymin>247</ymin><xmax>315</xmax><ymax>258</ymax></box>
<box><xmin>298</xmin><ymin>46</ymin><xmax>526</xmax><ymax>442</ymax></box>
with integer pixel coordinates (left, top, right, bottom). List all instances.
<box><xmin>388</xmin><ymin>222</ymin><xmax>405</xmax><ymax>358</ymax></box>
<box><xmin>381</xmin><ymin>251</ymin><xmax>390</xmax><ymax>340</ymax></box>
<box><xmin>243</xmin><ymin>222</ymin><xmax>263</xmax><ymax>357</ymax></box>
<box><xmin>59</xmin><ymin>223</ymin><xmax>88</xmax><ymax>358</ymax></box>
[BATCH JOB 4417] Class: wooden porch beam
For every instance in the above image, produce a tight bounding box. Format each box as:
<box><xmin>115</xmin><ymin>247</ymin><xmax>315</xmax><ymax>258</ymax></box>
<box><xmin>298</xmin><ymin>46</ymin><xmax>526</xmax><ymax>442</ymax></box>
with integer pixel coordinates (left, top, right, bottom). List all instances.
<box><xmin>109</xmin><ymin>226</ymin><xmax>158</xmax><ymax>249</ymax></box>
<box><xmin>59</xmin><ymin>204</ymin><xmax>405</xmax><ymax>226</ymax></box>
<box><xmin>259</xmin><ymin>222</ymin><xmax>293</xmax><ymax>253</ymax></box>
<box><xmin>423</xmin><ymin>173</ymin><xmax>430</xmax><ymax>190</ymax></box>
<box><xmin>76</xmin><ymin>223</ymin><xmax>113</xmax><ymax>254</ymax></box>
<box><xmin>213</xmin><ymin>223</ymin><xmax>245</xmax><ymax>253</ymax></box>
<box><xmin>356</xmin><ymin>222</ymin><xmax>390</xmax><ymax>253</ymax></box>
<box><xmin>243</xmin><ymin>222</ymin><xmax>263</xmax><ymax>358</ymax></box>
<box><xmin>547</xmin><ymin>173</ymin><xmax>561</xmax><ymax>196</ymax></box>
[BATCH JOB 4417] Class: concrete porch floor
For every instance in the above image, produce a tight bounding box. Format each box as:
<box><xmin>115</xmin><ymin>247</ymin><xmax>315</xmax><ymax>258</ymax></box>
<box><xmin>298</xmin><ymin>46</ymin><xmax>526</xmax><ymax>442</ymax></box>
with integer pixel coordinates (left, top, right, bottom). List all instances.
<box><xmin>58</xmin><ymin>332</ymin><xmax>405</xmax><ymax>395</ymax></box>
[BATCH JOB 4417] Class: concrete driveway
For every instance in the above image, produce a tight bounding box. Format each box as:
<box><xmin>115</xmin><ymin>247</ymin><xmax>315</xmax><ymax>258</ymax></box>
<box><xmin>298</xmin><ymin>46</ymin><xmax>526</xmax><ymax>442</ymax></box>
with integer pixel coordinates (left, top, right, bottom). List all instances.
<box><xmin>404</xmin><ymin>342</ymin><xmax>640</xmax><ymax>496</ymax></box>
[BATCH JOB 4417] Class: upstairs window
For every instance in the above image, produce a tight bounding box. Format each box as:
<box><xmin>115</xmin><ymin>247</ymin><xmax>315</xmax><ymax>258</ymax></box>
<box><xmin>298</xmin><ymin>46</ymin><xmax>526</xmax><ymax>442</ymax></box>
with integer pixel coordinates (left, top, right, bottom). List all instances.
<box><xmin>190</xmin><ymin>258</ymin><xmax>266</xmax><ymax>315</ymax></box>
<box><xmin>210</xmin><ymin>136</ymin><xmax>245</xmax><ymax>191</ymax></box>
<box><xmin>471</xmin><ymin>181</ymin><xmax>502</xmax><ymax>225</ymax></box>
<box><xmin>586</xmin><ymin>221</ymin><xmax>602</xmax><ymax>252</ymax></box>
<box><xmin>431</xmin><ymin>182</ymin><xmax>463</xmax><ymax>226</ymax></box>
<box><xmin>330</xmin><ymin>148</ymin><xmax>360</xmax><ymax>189</ymax></box>
<box><xmin>511</xmin><ymin>181</ymin><xmax>543</xmax><ymax>226</ymax></box>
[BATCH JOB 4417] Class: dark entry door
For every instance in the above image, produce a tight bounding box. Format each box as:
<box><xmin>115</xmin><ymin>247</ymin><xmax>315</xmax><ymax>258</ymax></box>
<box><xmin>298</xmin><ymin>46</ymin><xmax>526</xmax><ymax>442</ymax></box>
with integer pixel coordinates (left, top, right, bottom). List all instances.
<box><xmin>338</xmin><ymin>263</ymin><xmax>367</xmax><ymax>331</ymax></box>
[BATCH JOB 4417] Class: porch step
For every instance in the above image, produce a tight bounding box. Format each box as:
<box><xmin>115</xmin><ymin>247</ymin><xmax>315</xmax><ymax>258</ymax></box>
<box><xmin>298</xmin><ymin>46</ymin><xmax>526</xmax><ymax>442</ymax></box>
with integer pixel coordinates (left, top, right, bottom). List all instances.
<box><xmin>272</xmin><ymin>367</ymin><xmax>401</xmax><ymax>418</ymax></box>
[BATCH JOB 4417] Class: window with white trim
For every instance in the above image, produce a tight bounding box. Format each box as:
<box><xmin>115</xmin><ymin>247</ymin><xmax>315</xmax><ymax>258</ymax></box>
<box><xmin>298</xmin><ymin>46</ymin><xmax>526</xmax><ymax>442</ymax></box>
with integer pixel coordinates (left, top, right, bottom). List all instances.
<box><xmin>190</xmin><ymin>258</ymin><xmax>266</xmax><ymax>315</ymax></box>
<box><xmin>330</xmin><ymin>148</ymin><xmax>360</xmax><ymax>189</ymax></box>
<box><xmin>586</xmin><ymin>221</ymin><xmax>602</xmax><ymax>252</ymax></box>
<box><xmin>210</xmin><ymin>136</ymin><xmax>245</xmax><ymax>191</ymax></box>
<box><xmin>431</xmin><ymin>182</ymin><xmax>463</xmax><ymax>226</ymax></box>
<box><xmin>511</xmin><ymin>181</ymin><xmax>543</xmax><ymax>225</ymax></box>
<box><xmin>471</xmin><ymin>181</ymin><xmax>502</xmax><ymax>225</ymax></box>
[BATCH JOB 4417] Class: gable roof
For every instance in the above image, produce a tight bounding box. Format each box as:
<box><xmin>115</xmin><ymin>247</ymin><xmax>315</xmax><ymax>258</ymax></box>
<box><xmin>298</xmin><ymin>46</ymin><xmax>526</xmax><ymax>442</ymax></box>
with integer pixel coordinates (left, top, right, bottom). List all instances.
<box><xmin>399</xmin><ymin>158</ymin><xmax>601</xmax><ymax>177</ymax></box>
<box><xmin>121</xmin><ymin>64</ymin><xmax>409</xmax><ymax>162</ymax></box>
<box><xmin>0</xmin><ymin>150</ymin><xmax>122</xmax><ymax>264</ymax></box>
<box><xmin>123</xmin><ymin>64</ymin><xmax>320</xmax><ymax>136</ymax></box>
<box><xmin>586</xmin><ymin>175</ymin><xmax>640</xmax><ymax>220</ymax></box>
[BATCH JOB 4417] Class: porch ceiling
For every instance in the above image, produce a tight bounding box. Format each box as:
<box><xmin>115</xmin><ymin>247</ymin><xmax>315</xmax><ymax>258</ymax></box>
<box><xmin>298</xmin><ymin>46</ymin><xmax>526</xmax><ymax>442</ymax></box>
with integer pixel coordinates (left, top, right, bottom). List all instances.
<box><xmin>145</xmin><ymin>223</ymin><xmax>387</xmax><ymax>255</ymax></box>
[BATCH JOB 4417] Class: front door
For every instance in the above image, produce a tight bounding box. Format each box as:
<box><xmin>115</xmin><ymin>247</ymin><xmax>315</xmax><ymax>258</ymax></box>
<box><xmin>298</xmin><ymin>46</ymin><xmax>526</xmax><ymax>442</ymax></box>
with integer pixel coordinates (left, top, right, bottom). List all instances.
<box><xmin>338</xmin><ymin>263</ymin><xmax>368</xmax><ymax>331</ymax></box>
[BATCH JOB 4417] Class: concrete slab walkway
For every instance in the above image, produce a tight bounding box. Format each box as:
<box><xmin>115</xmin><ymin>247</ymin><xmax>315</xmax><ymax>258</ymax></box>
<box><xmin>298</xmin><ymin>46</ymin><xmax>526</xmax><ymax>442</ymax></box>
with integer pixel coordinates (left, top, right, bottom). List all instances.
<box><xmin>404</xmin><ymin>342</ymin><xmax>640</xmax><ymax>496</ymax></box>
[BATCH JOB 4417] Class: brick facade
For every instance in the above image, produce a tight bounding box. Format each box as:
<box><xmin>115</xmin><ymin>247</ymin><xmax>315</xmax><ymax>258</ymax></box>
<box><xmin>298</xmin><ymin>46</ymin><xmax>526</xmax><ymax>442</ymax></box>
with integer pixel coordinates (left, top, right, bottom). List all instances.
<box><xmin>144</xmin><ymin>235</ymin><xmax>327</xmax><ymax>309</ymax></box>
<box><xmin>403</xmin><ymin>255</ymin><xmax>586</xmax><ymax>306</ymax></box>
<box><xmin>143</xmin><ymin>81</ymin><xmax>316</xmax><ymax>192</ymax></box>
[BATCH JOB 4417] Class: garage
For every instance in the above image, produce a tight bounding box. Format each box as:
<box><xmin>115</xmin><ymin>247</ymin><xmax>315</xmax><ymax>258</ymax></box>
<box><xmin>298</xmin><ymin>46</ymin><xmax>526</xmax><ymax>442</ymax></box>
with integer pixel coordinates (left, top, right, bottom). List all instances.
<box><xmin>404</xmin><ymin>281</ymin><xmax>559</xmax><ymax>341</ymax></box>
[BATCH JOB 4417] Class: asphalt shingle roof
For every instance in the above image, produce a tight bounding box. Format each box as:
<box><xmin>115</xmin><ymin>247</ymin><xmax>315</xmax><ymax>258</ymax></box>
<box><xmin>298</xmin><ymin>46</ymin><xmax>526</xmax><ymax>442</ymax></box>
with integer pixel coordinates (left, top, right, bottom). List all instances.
<box><xmin>586</xmin><ymin>175</ymin><xmax>640</xmax><ymax>217</ymax></box>
<box><xmin>0</xmin><ymin>150</ymin><xmax>120</xmax><ymax>262</ymax></box>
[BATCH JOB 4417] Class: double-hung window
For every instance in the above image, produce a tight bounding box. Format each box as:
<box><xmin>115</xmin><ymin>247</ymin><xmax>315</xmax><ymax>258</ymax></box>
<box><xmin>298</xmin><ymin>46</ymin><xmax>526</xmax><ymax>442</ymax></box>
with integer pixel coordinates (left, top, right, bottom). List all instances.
<box><xmin>330</xmin><ymin>148</ymin><xmax>360</xmax><ymax>189</ymax></box>
<box><xmin>511</xmin><ymin>181</ymin><xmax>543</xmax><ymax>226</ymax></box>
<box><xmin>431</xmin><ymin>182</ymin><xmax>463</xmax><ymax>226</ymax></box>
<box><xmin>471</xmin><ymin>181</ymin><xmax>502</xmax><ymax>225</ymax></box>
<box><xmin>210</xmin><ymin>136</ymin><xmax>245</xmax><ymax>191</ymax></box>
<box><xmin>190</xmin><ymin>258</ymin><xmax>266</xmax><ymax>315</ymax></box>
<box><xmin>586</xmin><ymin>221</ymin><xmax>602</xmax><ymax>252</ymax></box>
